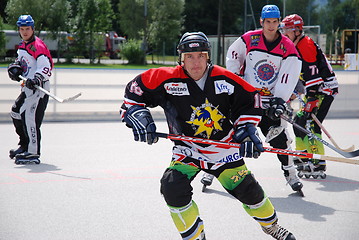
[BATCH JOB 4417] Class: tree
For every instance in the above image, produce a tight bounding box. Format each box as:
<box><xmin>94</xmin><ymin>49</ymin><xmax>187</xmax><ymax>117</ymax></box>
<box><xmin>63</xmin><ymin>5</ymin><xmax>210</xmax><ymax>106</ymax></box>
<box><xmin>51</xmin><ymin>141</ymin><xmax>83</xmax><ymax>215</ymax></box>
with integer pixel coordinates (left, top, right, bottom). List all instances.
<box><xmin>73</xmin><ymin>0</ymin><xmax>114</xmax><ymax>63</ymax></box>
<box><xmin>0</xmin><ymin>16</ymin><xmax>5</xmax><ymax>58</ymax></box>
<box><xmin>148</xmin><ymin>0</ymin><xmax>184</xmax><ymax>54</ymax></box>
<box><xmin>5</xmin><ymin>0</ymin><xmax>69</xmax><ymax>36</ymax></box>
<box><xmin>118</xmin><ymin>0</ymin><xmax>145</xmax><ymax>39</ymax></box>
<box><xmin>5</xmin><ymin>0</ymin><xmax>51</xmax><ymax>30</ymax></box>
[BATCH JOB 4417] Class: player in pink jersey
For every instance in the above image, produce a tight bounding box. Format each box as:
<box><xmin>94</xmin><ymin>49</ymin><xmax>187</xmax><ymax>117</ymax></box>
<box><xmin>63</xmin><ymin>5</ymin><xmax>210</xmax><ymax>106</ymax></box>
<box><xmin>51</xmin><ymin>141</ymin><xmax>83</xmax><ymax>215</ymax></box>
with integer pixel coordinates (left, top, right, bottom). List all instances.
<box><xmin>222</xmin><ymin>5</ymin><xmax>303</xmax><ymax>195</ymax></box>
<box><xmin>7</xmin><ymin>15</ymin><xmax>53</xmax><ymax>164</ymax></box>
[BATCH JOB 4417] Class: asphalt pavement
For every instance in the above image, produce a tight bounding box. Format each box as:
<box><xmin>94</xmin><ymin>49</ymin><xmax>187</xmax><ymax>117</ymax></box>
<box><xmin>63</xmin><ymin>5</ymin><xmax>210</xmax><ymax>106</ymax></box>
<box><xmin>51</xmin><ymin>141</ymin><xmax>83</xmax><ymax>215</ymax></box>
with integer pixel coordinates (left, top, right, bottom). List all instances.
<box><xmin>0</xmin><ymin>119</ymin><xmax>359</xmax><ymax>240</ymax></box>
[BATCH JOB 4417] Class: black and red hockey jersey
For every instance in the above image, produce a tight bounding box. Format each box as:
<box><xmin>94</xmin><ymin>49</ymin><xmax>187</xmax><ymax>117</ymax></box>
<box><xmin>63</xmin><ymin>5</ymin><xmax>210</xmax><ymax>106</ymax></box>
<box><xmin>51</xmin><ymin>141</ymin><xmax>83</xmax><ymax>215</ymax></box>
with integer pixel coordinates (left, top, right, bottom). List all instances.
<box><xmin>296</xmin><ymin>35</ymin><xmax>338</xmax><ymax>96</ymax></box>
<box><xmin>121</xmin><ymin>65</ymin><xmax>263</xmax><ymax>142</ymax></box>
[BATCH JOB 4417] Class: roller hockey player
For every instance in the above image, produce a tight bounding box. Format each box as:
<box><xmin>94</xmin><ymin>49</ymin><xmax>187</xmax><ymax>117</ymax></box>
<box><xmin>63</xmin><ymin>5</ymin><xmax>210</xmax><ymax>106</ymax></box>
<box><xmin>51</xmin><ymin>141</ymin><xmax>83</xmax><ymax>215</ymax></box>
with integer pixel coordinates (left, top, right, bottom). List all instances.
<box><xmin>281</xmin><ymin>14</ymin><xmax>339</xmax><ymax>179</ymax></box>
<box><xmin>7</xmin><ymin>15</ymin><xmax>53</xmax><ymax>165</ymax></box>
<box><xmin>225</xmin><ymin>5</ymin><xmax>303</xmax><ymax>195</ymax></box>
<box><xmin>121</xmin><ymin>31</ymin><xmax>296</xmax><ymax>239</ymax></box>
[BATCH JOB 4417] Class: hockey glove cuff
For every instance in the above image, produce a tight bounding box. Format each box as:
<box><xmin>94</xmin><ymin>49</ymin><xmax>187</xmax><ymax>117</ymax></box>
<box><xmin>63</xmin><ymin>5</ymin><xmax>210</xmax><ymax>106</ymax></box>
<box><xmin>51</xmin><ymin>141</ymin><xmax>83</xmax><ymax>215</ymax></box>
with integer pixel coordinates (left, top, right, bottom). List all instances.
<box><xmin>123</xmin><ymin>105</ymin><xmax>158</xmax><ymax>145</ymax></box>
<box><xmin>233</xmin><ymin>123</ymin><xmax>264</xmax><ymax>159</ymax></box>
<box><xmin>8</xmin><ymin>62</ymin><xmax>23</xmax><ymax>82</ymax></box>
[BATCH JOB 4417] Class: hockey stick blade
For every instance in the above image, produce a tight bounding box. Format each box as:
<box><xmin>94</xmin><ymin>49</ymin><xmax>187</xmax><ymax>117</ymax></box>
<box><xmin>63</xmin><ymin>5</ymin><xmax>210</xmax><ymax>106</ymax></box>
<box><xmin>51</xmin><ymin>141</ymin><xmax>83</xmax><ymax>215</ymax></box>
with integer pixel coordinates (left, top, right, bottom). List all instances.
<box><xmin>156</xmin><ymin>132</ymin><xmax>359</xmax><ymax>165</ymax></box>
<box><xmin>311</xmin><ymin>113</ymin><xmax>355</xmax><ymax>152</ymax></box>
<box><xmin>19</xmin><ymin>75</ymin><xmax>81</xmax><ymax>103</ymax></box>
<box><xmin>59</xmin><ymin>92</ymin><xmax>82</xmax><ymax>103</ymax></box>
<box><xmin>280</xmin><ymin>114</ymin><xmax>359</xmax><ymax>158</ymax></box>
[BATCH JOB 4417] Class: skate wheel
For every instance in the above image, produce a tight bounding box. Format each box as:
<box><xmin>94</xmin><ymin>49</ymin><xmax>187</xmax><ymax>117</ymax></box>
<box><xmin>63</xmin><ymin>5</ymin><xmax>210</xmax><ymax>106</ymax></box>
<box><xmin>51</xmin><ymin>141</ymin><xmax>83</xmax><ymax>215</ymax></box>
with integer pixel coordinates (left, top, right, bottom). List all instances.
<box><xmin>320</xmin><ymin>173</ymin><xmax>326</xmax><ymax>179</ymax></box>
<box><xmin>304</xmin><ymin>174</ymin><xmax>310</xmax><ymax>179</ymax></box>
<box><xmin>298</xmin><ymin>172</ymin><xmax>303</xmax><ymax>178</ymax></box>
<box><xmin>313</xmin><ymin>175</ymin><xmax>318</xmax><ymax>179</ymax></box>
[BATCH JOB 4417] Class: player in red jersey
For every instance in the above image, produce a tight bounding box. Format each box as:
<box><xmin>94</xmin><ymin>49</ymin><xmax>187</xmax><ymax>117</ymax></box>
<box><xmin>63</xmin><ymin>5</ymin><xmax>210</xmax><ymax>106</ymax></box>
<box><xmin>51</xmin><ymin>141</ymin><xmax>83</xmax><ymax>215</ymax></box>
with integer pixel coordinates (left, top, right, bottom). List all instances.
<box><xmin>281</xmin><ymin>14</ymin><xmax>339</xmax><ymax>179</ymax></box>
<box><xmin>120</xmin><ymin>31</ymin><xmax>296</xmax><ymax>240</ymax></box>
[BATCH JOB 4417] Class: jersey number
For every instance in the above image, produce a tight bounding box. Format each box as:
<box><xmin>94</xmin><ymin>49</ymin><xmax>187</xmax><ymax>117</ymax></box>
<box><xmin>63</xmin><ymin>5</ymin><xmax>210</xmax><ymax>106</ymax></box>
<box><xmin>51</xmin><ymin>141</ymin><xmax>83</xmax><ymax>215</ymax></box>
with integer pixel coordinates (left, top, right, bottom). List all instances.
<box><xmin>281</xmin><ymin>74</ymin><xmax>289</xmax><ymax>84</ymax></box>
<box><xmin>42</xmin><ymin>67</ymin><xmax>52</xmax><ymax>77</ymax></box>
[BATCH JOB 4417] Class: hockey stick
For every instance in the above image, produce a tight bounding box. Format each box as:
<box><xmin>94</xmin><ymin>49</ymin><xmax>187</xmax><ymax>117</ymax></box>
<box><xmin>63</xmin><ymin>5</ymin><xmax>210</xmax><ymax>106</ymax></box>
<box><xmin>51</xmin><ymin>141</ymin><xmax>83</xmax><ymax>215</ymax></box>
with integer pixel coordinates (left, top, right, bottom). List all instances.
<box><xmin>156</xmin><ymin>132</ymin><xmax>359</xmax><ymax>165</ymax></box>
<box><xmin>19</xmin><ymin>75</ymin><xmax>81</xmax><ymax>103</ymax></box>
<box><xmin>311</xmin><ymin>113</ymin><xmax>355</xmax><ymax>152</ymax></box>
<box><xmin>293</xmin><ymin>91</ymin><xmax>355</xmax><ymax>152</ymax></box>
<box><xmin>280</xmin><ymin>114</ymin><xmax>359</xmax><ymax>158</ymax></box>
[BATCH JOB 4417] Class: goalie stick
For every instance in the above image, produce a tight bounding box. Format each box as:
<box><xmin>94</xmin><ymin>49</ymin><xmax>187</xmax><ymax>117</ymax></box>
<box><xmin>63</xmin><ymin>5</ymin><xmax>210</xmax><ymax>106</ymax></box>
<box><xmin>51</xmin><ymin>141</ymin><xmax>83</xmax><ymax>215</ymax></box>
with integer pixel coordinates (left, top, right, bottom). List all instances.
<box><xmin>156</xmin><ymin>132</ymin><xmax>359</xmax><ymax>165</ymax></box>
<box><xmin>292</xmin><ymin>91</ymin><xmax>355</xmax><ymax>152</ymax></box>
<box><xmin>19</xmin><ymin>75</ymin><xmax>81</xmax><ymax>103</ymax></box>
<box><xmin>280</xmin><ymin>114</ymin><xmax>359</xmax><ymax>158</ymax></box>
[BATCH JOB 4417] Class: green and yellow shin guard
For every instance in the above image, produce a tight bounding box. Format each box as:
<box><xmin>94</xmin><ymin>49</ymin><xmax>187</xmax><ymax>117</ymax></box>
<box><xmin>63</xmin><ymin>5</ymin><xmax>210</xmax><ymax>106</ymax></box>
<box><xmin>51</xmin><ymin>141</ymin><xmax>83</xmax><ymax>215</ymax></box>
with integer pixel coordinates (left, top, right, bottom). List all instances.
<box><xmin>169</xmin><ymin>201</ymin><xmax>205</xmax><ymax>240</ymax></box>
<box><xmin>243</xmin><ymin>196</ymin><xmax>277</xmax><ymax>227</ymax></box>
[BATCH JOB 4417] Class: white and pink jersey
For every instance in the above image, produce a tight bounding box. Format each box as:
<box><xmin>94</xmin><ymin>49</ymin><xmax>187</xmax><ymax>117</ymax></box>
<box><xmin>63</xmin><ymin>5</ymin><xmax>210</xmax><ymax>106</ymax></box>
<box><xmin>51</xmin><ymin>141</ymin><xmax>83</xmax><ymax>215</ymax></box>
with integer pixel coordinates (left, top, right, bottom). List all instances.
<box><xmin>226</xmin><ymin>29</ymin><xmax>301</xmax><ymax>103</ymax></box>
<box><xmin>16</xmin><ymin>36</ymin><xmax>53</xmax><ymax>92</ymax></box>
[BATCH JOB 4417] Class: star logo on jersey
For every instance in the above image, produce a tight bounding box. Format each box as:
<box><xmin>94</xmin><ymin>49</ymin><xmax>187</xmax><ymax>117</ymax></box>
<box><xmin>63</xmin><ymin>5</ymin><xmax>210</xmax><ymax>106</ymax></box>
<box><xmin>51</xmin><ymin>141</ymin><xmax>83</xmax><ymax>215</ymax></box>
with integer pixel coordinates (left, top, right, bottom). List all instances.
<box><xmin>186</xmin><ymin>99</ymin><xmax>225</xmax><ymax>139</ymax></box>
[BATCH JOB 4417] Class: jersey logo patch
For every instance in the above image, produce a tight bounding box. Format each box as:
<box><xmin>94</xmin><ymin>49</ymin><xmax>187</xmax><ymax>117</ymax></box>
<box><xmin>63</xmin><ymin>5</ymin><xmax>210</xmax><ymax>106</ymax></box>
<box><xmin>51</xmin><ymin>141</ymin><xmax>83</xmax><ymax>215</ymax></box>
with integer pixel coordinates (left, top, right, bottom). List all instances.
<box><xmin>256</xmin><ymin>87</ymin><xmax>273</xmax><ymax>96</ymax></box>
<box><xmin>250</xmin><ymin>34</ymin><xmax>261</xmax><ymax>46</ymax></box>
<box><xmin>186</xmin><ymin>98</ymin><xmax>225</xmax><ymax>139</ymax></box>
<box><xmin>164</xmin><ymin>82</ymin><xmax>190</xmax><ymax>96</ymax></box>
<box><xmin>214</xmin><ymin>80</ymin><xmax>234</xmax><ymax>95</ymax></box>
<box><xmin>254</xmin><ymin>60</ymin><xmax>278</xmax><ymax>85</ymax></box>
<box><xmin>19</xmin><ymin>57</ymin><xmax>30</xmax><ymax>75</ymax></box>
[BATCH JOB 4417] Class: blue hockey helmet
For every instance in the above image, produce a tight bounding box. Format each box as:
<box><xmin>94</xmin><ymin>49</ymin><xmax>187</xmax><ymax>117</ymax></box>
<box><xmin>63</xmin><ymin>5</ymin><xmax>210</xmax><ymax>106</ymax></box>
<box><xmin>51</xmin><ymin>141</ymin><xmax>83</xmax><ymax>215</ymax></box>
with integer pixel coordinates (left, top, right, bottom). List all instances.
<box><xmin>177</xmin><ymin>32</ymin><xmax>211</xmax><ymax>63</ymax></box>
<box><xmin>16</xmin><ymin>15</ymin><xmax>35</xmax><ymax>28</ymax></box>
<box><xmin>261</xmin><ymin>5</ymin><xmax>280</xmax><ymax>19</ymax></box>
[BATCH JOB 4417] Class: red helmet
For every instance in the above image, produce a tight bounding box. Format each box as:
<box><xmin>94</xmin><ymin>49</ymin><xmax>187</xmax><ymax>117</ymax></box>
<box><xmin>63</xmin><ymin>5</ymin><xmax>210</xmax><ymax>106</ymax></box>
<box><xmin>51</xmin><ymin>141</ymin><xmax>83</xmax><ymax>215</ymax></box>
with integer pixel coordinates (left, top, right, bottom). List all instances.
<box><xmin>282</xmin><ymin>14</ymin><xmax>304</xmax><ymax>31</ymax></box>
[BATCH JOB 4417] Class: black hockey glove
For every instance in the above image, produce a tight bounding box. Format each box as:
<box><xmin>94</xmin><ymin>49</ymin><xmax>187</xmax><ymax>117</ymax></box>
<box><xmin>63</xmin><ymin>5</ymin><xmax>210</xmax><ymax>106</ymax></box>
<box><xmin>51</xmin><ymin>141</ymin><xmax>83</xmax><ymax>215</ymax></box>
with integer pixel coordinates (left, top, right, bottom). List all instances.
<box><xmin>123</xmin><ymin>105</ymin><xmax>158</xmax><ymax>145</ymax></box>
<box><xmin>266</xmin><ymin>97</ymin><xmax>287</xmax><ymax>120</ymax></box>
<box><xmin>25</xmin><ymin>73</ymin><xmax>43</xmax><ymax>90</ymax></box>
<box><xmin>7</xmin><ymin>62</ymin><xmax>23</xmax><ymax>82</ymax></box>
<box><xmin>232</xmin><ymin>123</ymin><xmax>264</xmax><ymax>158</ymax></box>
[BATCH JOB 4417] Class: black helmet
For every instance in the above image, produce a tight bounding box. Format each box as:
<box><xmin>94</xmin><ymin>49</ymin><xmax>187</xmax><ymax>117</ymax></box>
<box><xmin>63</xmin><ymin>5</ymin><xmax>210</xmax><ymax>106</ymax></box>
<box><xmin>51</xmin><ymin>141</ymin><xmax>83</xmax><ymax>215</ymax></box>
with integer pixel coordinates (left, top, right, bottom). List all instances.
<box><xmin>177</xmin><ymin>32</ymin><xmax>211</xmax><ymax>63</ymax></box>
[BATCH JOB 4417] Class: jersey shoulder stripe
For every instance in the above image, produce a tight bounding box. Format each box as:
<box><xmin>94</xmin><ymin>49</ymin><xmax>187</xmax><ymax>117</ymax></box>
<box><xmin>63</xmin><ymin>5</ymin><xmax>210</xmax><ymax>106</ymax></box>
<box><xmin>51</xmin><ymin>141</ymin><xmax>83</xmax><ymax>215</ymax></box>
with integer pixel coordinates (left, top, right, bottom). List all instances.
<box><xmin>141</xmin><ymin>65</ymin><xmax>185</xmax><ymax>90</ymax></box>
<box><xmin>18</xmin><ymin>37</ymin><xmax>54</xmax><ymax>68</ymax></box>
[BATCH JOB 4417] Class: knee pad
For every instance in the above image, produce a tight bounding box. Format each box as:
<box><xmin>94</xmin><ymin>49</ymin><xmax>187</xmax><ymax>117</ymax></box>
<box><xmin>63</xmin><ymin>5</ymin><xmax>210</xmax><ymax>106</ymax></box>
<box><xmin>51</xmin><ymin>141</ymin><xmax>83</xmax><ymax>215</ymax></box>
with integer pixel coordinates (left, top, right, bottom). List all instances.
<box><xmin>227</xmin><ymin>174</ymin><xmax>264</xmax><ymax>205</ymax></box>
<box><xmin>160</xmin><ymin>168</ymin><xmax>193</xmax><ymax>207</ymax></box>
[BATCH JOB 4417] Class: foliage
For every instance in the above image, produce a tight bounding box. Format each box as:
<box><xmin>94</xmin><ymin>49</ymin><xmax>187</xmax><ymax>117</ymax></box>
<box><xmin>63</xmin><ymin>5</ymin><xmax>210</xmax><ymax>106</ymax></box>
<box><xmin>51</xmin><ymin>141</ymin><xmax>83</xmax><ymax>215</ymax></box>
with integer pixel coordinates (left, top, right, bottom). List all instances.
<box><xmin>118</xmin><ymin>0</ymin><xmax>144</xmax><ymax>39</ymax></box>
<box><xmin>72</xmin><ymin>0</ymin><xmax>114</xmax><ymax>63</ymax></box>
<box><xmin>120</xmin><ymin>39</ymin><xmax>146</xmax><ymax>64</ymax></box>
<box><xmin>0</xmin><ymin>17</ymin><xmax>5</xmax><ymax>57</ymax></box>
<box><xmin>2</xmin><ymin>0</ymin><xmax>359</xmax><ymax>59</ymax></box>
<box><xmin>148</xmin><ymin>0</ymin><xmax>184</xmax><ymax>51</ymax></box>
